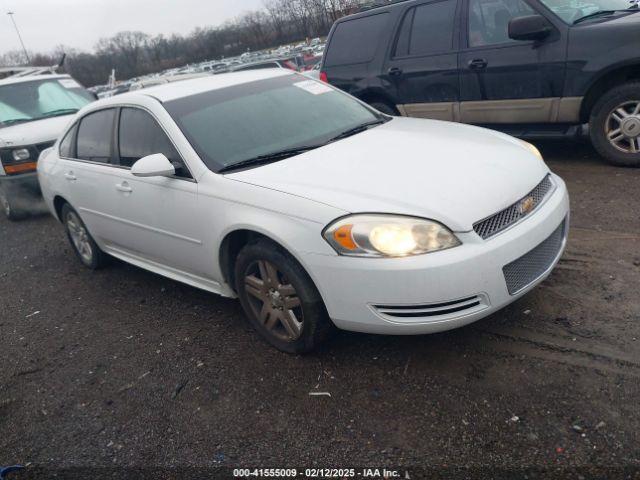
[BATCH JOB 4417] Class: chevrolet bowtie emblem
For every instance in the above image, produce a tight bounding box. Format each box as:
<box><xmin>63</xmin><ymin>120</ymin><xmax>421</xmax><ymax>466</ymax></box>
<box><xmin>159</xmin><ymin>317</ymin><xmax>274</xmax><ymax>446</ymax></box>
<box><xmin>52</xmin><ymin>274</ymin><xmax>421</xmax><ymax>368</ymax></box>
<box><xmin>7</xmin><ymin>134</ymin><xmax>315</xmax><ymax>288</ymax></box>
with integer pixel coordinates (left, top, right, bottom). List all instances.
<box><xmin>519</xmin><ymin>196</ymin><xmax>535</xmax><ymax>215</ymax></box>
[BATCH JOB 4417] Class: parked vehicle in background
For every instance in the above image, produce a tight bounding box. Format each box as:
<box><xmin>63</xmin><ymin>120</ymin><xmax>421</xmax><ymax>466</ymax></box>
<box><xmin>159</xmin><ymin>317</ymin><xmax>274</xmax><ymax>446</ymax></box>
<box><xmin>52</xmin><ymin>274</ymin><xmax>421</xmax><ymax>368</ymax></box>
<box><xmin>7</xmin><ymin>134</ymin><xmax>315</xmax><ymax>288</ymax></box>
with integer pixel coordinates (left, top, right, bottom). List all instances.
<box><xmin>0</xmin><ymin>73</ymin><xmax>94</xmax><ymax>220</ymax></box>
<box><xmin>38</xmin><ymin>70</ymin><xmax>568</xmax><ymax>353</ymax></box>
<box><xmin>230</xmin><ymin>57</ymin><xmax>304</xmax><ymax>72</ymax></box>
<box><xmin>321</xmin><ymin>0</ymin><xmax>640</xmax><ymax>167</ymax></box>
<box><xmin>97</xmin><ymin>83</ymin><xmax>131</xmax><ymax>99</ymax></box>
<box><xmin>129</xmin><ymin>73</ymin><xmax>210</xmax><ymax>91</ymax></box>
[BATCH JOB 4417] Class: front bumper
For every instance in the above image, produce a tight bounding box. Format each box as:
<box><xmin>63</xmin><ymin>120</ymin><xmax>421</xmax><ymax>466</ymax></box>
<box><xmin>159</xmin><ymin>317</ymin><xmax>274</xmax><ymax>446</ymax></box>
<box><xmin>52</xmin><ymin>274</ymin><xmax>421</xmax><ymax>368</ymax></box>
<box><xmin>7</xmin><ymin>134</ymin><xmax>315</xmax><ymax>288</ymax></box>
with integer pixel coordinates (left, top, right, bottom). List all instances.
<box><xmin>302</xmin><ymin>174</ymin><xmax>570</xmax><ymax>335</ymax></box>
<box><xmin>0</xmin><ymin>172</ymin><xmax>41</xmax><ymax>198</ymax></box>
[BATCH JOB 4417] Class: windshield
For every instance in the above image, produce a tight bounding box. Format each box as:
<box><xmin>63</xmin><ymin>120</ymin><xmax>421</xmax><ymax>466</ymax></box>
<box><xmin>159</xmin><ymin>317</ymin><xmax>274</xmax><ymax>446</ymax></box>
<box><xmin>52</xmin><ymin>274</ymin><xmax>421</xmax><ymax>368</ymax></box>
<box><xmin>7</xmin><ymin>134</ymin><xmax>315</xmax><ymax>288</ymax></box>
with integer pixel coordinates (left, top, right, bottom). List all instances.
<box><xmin>539</xmin><ymin>0</ymin><xmax>636</xmax><ymax>22</ymax></box>
<box><xmin>165</xmin><ymin>74</ymin><xmax>383</xmax><ymax>172</ymax></box>
<box><xmin>0</xmin><ymin>78</ymin><xmax>94</xmax><ymax>128</ymax></box>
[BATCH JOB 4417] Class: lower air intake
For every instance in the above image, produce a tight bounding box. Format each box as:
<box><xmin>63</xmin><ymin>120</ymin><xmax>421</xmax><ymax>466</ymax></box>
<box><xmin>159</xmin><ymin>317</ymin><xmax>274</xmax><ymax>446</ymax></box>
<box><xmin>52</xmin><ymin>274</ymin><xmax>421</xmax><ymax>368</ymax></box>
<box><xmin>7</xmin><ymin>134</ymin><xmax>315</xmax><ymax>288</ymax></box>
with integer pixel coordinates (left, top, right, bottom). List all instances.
<box><xmin>503</xmin><ymin>219</ymin><xmax>567</xmax><ymax>295</ymax></box>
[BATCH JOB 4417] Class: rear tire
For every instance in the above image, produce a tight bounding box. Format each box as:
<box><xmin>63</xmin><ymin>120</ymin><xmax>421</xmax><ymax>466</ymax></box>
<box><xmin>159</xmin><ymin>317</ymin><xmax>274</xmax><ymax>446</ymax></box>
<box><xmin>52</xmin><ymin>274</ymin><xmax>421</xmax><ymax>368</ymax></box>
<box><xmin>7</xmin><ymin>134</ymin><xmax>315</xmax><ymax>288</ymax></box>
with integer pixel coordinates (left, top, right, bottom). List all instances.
<box><xmin>61</xmin><ymin>204</ymin><xmax>109</xmax><ymax>269</ymax></box>
<box><xmin>234</xmin><ymin>239</ymin><xmax>333</xmax><ymax>354</ymax></box>
<box><xmin>589</xmin><ymin>82</ymin><xmax>640</xmax><ymax>167</ymax></box>
<box><xmin>0</xmin><ymin>192</ymin><xmax>26</xmax><ymax>221</ymax></box>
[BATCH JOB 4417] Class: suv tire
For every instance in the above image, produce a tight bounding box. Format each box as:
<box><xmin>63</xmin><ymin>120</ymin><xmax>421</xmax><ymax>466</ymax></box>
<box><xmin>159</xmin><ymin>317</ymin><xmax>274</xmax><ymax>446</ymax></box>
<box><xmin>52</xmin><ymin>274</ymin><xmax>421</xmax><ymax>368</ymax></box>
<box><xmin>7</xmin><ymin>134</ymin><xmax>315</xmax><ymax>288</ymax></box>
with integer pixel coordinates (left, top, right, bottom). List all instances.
<box><xmin>61</xmin><ymin>204</ymin><xmax>109</xmax><ymax>269</ymax></box>
<box><xmin>234</xmin><ymin>239</ymin><xmax>333</xmax><ymax>354</ymax></box>
<box><xmin>590</xmin><ymin>82</ymin><xmax>640</xmax><ymax>167</ymax></box>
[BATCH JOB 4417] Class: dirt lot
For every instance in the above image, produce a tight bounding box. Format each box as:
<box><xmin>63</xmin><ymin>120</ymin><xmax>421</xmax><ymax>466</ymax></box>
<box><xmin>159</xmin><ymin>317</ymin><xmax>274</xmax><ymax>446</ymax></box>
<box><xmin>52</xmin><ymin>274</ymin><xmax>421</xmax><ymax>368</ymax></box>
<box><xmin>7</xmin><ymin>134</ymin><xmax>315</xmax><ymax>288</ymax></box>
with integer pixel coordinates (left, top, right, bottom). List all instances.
<box><xmin>1</xmin><ymin>140</ymin><xmax>639</xmax><ymax>478</ymax></box>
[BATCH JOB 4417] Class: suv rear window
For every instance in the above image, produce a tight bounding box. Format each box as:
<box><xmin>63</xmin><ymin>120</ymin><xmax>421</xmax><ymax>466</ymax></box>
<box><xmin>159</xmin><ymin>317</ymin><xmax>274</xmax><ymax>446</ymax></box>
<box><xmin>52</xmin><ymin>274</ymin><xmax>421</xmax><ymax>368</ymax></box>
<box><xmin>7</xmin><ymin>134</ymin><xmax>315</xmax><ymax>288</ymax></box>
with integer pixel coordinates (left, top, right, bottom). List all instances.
<box><xmin>324</xmin><ymin>13</ymin><xmax>390</xmax><ymax>67</ymax></box>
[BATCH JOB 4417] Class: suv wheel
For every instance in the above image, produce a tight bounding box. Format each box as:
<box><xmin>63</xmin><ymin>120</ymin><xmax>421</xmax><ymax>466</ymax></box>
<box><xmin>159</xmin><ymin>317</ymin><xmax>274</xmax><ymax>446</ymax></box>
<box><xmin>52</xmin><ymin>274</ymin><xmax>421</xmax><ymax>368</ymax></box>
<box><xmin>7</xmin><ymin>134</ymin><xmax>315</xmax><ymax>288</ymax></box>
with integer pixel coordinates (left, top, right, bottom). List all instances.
<box><xmin>234</xmin><ymin>239</ymin><xmax>333</xmax><ymax>353</ymax></box>
<box><xmin>62</xmin><ymin>204</ymin><xmax>108</xmax><ymax>269</ymax></box>
<box><xmin>0</xmin><ymin>192</ymin><xmax>26</xmax><ymax>221</ymax></box>
<box><xmin>590</xmin><ymin>82</ymin><xmax>640</xmax><ymax>167</ymax></box>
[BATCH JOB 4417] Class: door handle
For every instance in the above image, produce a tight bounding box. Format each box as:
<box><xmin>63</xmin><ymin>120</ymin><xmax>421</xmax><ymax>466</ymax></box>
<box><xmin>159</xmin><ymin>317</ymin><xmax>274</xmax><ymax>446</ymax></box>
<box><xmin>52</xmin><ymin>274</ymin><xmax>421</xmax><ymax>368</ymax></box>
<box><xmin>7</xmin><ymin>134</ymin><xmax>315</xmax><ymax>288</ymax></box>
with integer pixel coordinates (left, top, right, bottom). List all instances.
<box><xmin>388</xmin><ymin>67</ymin><xmax>403</xmax><ymax>77</ymax></box>
<box><xmin>64</xmin><ymin>172</ymin><xmax>77</xmax><ymax>181</ymax></box>
<box><xmin>115</xmin><ymin>182</ymin><xmax>133</xmax><ymax>193</ymax></box>
<box><xmin>468</xmin><ymin>58</ymin><xmax>488</xmax><ymax>70</ymax></box>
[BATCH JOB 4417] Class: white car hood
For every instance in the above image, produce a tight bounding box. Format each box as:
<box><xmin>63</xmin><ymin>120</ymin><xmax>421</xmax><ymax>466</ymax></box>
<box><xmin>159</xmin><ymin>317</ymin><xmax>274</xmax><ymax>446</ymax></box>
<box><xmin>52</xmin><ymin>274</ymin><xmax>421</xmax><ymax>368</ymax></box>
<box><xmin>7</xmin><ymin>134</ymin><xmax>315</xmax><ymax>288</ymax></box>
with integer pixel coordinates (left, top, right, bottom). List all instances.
<box><xmin>0</xmin><ymin>115</ymin><xmax>72</xmax><ymax>148</ymax></box>
<box><xmin>227</xmin><ymin>117</ymin><xmax>550</xmax><ymax>232</ymax></box>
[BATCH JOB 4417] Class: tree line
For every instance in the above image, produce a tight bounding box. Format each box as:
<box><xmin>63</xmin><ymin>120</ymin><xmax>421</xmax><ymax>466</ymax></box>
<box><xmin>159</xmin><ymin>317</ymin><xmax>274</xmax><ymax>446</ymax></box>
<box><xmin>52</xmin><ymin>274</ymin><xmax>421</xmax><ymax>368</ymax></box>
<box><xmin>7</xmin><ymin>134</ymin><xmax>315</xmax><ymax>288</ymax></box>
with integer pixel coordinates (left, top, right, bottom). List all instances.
<box><xmin>0</xmin><ymin>0</ymin><xmax>376</xmax><ymax>87</ymax></box>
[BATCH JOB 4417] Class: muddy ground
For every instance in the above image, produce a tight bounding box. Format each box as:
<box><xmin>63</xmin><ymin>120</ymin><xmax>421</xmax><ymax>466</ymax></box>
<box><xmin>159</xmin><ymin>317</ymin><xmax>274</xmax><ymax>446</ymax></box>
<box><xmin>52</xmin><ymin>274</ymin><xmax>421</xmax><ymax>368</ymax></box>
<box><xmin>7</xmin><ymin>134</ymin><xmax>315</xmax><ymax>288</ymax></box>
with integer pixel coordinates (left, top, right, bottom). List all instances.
<box><xmin>1</xmin><ymin>140</ymin><xmax>639</xmax><ymax>478</ymax></box>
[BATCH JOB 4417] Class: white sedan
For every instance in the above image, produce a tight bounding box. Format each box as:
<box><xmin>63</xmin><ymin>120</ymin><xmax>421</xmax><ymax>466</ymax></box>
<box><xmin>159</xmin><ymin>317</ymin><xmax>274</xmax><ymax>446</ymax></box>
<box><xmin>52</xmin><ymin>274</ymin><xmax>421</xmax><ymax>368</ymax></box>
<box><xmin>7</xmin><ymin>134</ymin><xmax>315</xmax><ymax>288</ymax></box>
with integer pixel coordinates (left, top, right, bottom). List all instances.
<box><xmin>38</xmin><ymin>70</ymin><xmax>570</xmax><ymax>353</ymax></box>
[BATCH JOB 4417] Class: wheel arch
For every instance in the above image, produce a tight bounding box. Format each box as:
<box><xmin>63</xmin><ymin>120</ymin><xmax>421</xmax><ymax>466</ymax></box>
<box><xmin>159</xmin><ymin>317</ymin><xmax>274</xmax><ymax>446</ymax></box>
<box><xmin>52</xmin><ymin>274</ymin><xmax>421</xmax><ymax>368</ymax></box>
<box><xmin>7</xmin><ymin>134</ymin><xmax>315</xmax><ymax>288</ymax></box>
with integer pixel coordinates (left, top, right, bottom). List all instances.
<box><xmin>53</xmin><ymin>195</ymin><xmax>70</xmax><ymax>222</ymax></box>
<box><xmin>357</xmin><ymin>88</ymin><xmax>400</xmax><ymax>114</ymax></box>
<box><xmin>580</xmin><ymin>63</ymin><xmax>640</xmax><ymax>123</ymax></box>
<box><xmin>218</xmin><ymin>227</ymin><xmax>329</xmax><ymax>303</ymax></box>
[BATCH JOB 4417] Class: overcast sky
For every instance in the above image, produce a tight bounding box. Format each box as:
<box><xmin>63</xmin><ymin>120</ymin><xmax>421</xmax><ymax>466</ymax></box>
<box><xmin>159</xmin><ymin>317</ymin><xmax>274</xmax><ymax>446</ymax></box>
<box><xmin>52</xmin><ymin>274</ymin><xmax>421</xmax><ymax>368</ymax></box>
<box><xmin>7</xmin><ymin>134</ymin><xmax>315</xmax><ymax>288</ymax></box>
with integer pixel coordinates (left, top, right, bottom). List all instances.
<box><xmin>0</xmin><ymin>0</ymin><xmax>265</xmax><ymax>55</ymax></box>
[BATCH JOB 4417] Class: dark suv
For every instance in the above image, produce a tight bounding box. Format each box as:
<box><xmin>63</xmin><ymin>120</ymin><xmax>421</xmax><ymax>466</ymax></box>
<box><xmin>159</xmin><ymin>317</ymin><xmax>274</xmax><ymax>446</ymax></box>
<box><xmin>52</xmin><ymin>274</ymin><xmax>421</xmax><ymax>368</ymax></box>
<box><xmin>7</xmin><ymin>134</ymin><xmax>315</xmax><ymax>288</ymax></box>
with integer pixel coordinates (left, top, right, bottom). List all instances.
<box><xmin>320</xmin><ymin>0</ymin><xmax>640</xmax><ymax>166</ymax></box>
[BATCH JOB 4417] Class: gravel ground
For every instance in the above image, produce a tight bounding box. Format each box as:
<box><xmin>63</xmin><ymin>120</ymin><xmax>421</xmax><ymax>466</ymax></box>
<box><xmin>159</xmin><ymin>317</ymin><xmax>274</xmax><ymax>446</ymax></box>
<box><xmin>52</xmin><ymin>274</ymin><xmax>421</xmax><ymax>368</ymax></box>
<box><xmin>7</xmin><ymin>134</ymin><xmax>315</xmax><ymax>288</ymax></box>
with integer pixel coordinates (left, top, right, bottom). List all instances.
<box><xmin>1</xmin><ymin>140</ymin><xmax>639</xmax><ymax>479</ymax></box>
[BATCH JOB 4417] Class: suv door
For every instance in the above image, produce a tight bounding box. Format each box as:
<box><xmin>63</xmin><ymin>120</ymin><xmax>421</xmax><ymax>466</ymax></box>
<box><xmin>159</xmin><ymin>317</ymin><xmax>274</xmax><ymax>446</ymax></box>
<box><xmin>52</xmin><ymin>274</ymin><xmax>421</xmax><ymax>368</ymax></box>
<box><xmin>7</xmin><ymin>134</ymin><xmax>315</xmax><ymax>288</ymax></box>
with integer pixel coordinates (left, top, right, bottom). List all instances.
<box><xmin>384</xmin><ymin>0</ymin><xmax>461</xmax><ymax>121</ymax></box>
<box><xmin>459</xmin><ymin>0</ymin><xmax>567</xmax><ymax>124</ymax></box>
<box><xmin>107</xmin><ymin>107</ymin><xmax>209</xmax><ymax>278</ymax></box>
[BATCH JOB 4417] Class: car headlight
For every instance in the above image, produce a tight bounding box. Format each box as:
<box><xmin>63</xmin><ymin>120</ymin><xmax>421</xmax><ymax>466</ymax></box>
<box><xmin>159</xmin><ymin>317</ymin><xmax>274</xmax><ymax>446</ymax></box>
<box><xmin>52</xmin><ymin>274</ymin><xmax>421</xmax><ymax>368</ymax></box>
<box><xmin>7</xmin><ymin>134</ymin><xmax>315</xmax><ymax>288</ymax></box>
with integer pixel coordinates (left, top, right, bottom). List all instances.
<box><xmin>520</xmin><ymin>140</ymin><xmax>542</xmax><ymax>160</ymax></box>
<box><xmin>323</xmin><ymin>214</ymin><xmax>461</xmax><ymax>258</ymax></box>
<box><xmin>12</xmin><ymin>148</ymin><xmax>31</xmax><ymax>162</ymax></box>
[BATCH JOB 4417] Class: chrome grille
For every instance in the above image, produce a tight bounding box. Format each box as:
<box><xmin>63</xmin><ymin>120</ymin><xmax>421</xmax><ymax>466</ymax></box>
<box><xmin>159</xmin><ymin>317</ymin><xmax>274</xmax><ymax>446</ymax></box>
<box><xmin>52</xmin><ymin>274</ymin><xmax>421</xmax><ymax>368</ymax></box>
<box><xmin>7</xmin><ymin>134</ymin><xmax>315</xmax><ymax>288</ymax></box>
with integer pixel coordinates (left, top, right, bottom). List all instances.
<box><xmin>474</xmin><ymin>175</ymin><xmax>554</xmax><ymax>240</ymax></box>
<box><xmin>503</xmin><ymin>219</ymin><xmax>566</xmax><ymax>295</ymax></box>
<box><xmin>373</xmin><ymin>295</ymin><xmax>487</xmax><ymax>319</ymax></box>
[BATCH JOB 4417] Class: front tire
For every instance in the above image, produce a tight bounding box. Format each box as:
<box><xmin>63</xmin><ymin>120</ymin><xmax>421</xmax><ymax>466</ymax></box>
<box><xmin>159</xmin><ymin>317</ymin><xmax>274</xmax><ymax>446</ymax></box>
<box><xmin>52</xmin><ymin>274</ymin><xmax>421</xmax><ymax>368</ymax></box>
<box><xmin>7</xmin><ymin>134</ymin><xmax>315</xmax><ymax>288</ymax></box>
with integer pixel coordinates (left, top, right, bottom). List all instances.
<box><xmin>589</xmin><ymin>82</ymin><xmax>640</xmax><ymax>167</ymax></box>
<box><xmin>0</xmin><ymin>192</ymin><xmax>26</xmax><ymax>221</ymax></box>
<box><xmin>234</xmin><ymin>239</ymin><xmax>333</xmax><ymax>354</ymax></box>
<box><xmin>61</xmin><ymin>204</ymin><xmax>108</xmax><ymax>269</ymax></box>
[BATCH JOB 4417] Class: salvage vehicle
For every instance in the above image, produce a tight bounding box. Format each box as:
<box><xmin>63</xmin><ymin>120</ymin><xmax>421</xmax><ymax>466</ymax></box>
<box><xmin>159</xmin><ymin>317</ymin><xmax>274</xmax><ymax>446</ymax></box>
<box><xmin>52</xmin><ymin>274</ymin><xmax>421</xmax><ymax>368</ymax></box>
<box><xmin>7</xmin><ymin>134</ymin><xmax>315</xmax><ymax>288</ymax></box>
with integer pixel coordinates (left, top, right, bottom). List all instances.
<box><xmin>38</xmin><ymin>70</ymin><xmax>569</xmax><ymax>353</ymax></box>
<box><xmin>320</xmin><ymin>0</ymin><xmax>640</xmax><ymax>167</ymax></box>
<box><xmin>0</xmin><ymin>73</ymin><xmax>95</xmax><ymax>220</ymax></box>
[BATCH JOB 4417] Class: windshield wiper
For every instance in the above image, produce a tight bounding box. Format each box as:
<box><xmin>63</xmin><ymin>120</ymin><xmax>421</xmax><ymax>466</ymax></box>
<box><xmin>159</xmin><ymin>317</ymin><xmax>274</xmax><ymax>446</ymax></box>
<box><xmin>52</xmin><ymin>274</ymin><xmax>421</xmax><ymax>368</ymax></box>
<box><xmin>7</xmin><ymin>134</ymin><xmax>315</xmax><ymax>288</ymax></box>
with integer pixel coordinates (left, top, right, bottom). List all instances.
<box><xmin>573</xmin><ymin>9</ymin><xmax>622</xmax><ymax>23</ymax></box>
<box><xmin>41</xmin><ymin>108</ymin><xmax>79</xmax><ymax>118</ymax></box>
<box><xmin>327</xmin><ymin>119</ymin><xmax>386</xmax><ymax>143</ymax></box>
<box><xmin>1</xmin><ymin>118</ymin><xmax>31</xmax><ymax>126</ymax></box>
<box><xmin>219</xmin><ymin>145</ymin><xmax>321</xmax><ymax>173</ymax></box>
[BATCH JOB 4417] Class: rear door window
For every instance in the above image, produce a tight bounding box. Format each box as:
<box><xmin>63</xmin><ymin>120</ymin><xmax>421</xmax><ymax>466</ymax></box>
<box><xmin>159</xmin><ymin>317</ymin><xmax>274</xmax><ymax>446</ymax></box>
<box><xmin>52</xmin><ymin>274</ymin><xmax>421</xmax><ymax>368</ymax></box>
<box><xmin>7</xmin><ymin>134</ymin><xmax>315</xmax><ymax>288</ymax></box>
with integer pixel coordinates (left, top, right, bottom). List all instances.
<box><xmin>76</xmin><ymin>109</ymin><xmax>115</xmax><ymax>163</ymax></box>
<box><xmin>394</xmin><ymin>1</ymin><xmax>458</xmax><ymax>57</ymax></box>
<box><xmin>324</xmin><ymin>13</ymin><xmax>390</xmax><ymax>67</ymax></box>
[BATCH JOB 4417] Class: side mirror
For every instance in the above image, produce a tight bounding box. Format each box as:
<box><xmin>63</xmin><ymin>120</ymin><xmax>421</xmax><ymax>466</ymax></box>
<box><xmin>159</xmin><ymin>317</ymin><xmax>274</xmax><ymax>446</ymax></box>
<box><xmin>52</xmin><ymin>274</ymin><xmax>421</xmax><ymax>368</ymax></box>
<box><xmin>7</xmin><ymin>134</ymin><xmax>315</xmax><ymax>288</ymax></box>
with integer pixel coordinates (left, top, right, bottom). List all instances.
<box><xmin>131</xmin><ymin>153</ymin><xmax>175</xmax><ymax>178</ymax></box>
<box><xmin>508</xmin><ymin>15</ymin><xmax>552</xmax><ymax>41</ymax></box>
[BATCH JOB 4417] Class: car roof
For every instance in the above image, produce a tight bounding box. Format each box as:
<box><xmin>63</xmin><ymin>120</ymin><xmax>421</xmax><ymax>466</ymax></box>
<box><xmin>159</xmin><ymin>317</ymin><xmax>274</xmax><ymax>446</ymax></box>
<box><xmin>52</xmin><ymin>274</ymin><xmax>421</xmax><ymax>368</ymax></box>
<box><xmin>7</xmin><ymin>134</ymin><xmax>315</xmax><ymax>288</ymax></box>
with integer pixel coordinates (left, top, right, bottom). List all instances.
<box><xmin>0</xmin><ymin>73</ymin><xmax>71</xmax><ymax>87</ymax></box>
<box><xmin>93</xmin><ymin>69</ymin><xmax>295</xmax><ymax>105</ymax></box>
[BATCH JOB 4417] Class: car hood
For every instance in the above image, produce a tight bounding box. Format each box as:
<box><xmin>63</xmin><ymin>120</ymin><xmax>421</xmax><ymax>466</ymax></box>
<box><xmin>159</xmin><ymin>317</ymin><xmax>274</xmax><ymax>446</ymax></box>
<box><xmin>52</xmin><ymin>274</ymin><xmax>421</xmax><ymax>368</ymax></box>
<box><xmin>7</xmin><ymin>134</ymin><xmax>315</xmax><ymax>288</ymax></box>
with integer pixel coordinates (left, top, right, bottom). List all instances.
<box><xmin>0</xmin><ymin>115</ymin><xmax>72</xmax><ymax>148</ymax></box>
<box><xmin>226</xmin><ymin>117</ymin><xmax>550</xmax><ymax>232</ymax></box>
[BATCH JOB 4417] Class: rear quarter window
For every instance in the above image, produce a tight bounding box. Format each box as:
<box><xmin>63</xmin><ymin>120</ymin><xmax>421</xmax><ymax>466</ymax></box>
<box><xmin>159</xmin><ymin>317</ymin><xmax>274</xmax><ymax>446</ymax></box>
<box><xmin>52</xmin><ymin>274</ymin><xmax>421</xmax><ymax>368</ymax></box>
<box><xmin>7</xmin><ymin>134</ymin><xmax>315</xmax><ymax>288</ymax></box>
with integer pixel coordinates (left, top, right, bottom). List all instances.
<box><xmin>324</xmin><ymin>13</ymin><xmax>390</xmax><ymax>67</ymax></box>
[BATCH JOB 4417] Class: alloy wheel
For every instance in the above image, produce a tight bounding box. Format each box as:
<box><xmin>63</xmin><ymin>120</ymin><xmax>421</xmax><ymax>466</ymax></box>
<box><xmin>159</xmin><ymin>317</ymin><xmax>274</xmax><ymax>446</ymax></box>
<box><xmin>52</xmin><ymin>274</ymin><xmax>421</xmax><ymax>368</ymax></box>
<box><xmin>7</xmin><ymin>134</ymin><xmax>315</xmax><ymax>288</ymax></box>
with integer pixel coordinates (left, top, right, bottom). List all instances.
<box><xmin>605</xmin><ymin>100</ymin><xmax>640</xmax><ymax>153</ymax></box>
<box><xmin>244</xmin><ymin>259</ymin><xmax>303</xmax><ymax>342</ymax></box>
<box><xmin>66</xmin><ymin>211</ymin><xmax>94</xmax><ymax>264</ymax></box>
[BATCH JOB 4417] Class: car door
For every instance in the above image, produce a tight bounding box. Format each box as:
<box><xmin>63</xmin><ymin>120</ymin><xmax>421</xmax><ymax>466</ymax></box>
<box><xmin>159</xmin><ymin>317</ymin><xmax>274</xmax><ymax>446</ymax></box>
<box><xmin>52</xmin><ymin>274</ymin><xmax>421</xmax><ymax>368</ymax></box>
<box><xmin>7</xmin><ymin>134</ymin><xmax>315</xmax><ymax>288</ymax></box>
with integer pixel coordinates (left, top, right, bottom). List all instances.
<box><xmin>458</xmin><ymin>0</ymin><xmax>567</xmax><ymax>123</ymax></box>
<box><xmin>105</xmin><ymin>107</ymin><xmax>209</xmax><ymax>278</ymax></box>
<box><xmin>384</xmin><ymin>0</ymin><xmax>462</xmax><ymax>121</ymax></box>
<box><xmin>56</xmin><ymin>108</ymin><xmax>124</xmax><ymax>243</ymax></box>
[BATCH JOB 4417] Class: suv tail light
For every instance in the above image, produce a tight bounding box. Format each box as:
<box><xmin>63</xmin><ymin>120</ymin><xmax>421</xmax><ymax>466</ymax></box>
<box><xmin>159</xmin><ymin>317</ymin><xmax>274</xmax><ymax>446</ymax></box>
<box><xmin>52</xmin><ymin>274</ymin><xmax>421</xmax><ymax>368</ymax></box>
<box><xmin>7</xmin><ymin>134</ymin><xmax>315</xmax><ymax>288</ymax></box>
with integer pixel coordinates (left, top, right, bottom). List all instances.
<box><xmin>320</xmin><ymin>71</ymin><xmax>328</xmax><ymax>83</ymax></box>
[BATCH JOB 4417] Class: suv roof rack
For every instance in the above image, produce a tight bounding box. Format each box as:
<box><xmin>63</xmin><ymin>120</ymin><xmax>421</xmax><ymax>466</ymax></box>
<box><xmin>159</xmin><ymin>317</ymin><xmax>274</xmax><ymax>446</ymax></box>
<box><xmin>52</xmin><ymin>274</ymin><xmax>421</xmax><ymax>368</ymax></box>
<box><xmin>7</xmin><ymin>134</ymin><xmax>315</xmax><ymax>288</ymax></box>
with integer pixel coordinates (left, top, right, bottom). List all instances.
<box><xmin>0</xmin><ymin>65</ymin><xmax>59</xmax><ymax>80</ymax></box>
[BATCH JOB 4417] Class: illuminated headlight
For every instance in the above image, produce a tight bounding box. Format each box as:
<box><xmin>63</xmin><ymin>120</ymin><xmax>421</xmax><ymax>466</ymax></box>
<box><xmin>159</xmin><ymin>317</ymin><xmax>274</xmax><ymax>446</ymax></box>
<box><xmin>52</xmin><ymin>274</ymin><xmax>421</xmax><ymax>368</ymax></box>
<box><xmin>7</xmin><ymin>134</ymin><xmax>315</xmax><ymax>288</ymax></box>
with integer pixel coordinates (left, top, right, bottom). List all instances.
<box><xmin>323</xmin><ymin>214</ymin><xmax>461</xmax><ymax>257</ymax></box>
<box><xmin>520</xmin><ymin>140</ymin><xmax>542</xmax><ymax>160</ymax></box>
<box><xmin>12</xmin><ymin>148</ymin><xmax>31</xmax><ymax>162</ymax></box>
